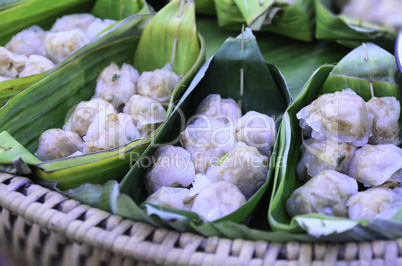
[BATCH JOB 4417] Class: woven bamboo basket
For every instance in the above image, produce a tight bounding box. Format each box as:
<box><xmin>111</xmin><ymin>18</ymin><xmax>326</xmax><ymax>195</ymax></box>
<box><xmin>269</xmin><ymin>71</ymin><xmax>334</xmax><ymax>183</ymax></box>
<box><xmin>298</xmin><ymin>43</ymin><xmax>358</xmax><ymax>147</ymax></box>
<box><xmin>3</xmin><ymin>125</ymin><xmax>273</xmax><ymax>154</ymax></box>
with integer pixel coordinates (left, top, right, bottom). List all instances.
<box><xmin>2</xmin><ymin>173</ymin><xmax>402</xmax><ymax>265</ymax></box>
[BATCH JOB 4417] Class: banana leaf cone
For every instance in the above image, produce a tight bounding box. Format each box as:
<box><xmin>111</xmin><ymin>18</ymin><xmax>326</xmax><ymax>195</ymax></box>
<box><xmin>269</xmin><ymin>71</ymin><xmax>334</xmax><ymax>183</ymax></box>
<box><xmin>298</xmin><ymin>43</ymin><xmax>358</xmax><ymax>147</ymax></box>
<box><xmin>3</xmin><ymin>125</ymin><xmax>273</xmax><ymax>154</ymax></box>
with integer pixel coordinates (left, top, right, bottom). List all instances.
<box><xmin>315</xmin><ymin>0</ymin><xmax>396</xmax><ymax>51</ymax></box>
<box><xmin>0</xmin><ymin>1</ymin><xmax>205</xmax><ymax>190</ymax></box>
<box><xmin>62</xmin><ymin>27</ymin><xmax>291</xmax><ymax>239</ymax></box>
<box><xmin>0</xmin><ymin>0</ymin><xmax>152</xmax><ymax>107</ymax></box>
<box><xmin>268</xmin><ymin>43</ymin><xmax>402</xmax><ymax>241</ymax></box>
<box><xmin>214</xmin><ymin>0</ymin><xmax>315</xmax><ymax>41</ymax></box>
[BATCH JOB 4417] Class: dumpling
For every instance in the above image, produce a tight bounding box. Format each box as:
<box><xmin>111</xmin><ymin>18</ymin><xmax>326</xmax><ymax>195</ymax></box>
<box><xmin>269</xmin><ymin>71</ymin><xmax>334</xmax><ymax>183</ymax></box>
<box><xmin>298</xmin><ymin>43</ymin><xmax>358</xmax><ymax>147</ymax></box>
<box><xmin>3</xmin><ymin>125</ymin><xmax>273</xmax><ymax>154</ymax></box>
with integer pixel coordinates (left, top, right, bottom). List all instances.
<box><xmin>145</xmin><ymin>187</ymin><xmax>192</xmax><ymax>211</ymax></box>
<box><xmin>50</xmin><ymin>13</ymin><xmax>96</xmax><ymax>32</ymax></box>
<box><xmin>144</xmin><ymin>145</ymin><xmax>195</xmax><ymax>194</ymax></box>
<box><xmin>93</xmin><ymin>62</ymin><xmax>139</xmax><ymax>109</ymax></box>
<box><xmin>366</xmin><ymin>96</ymin><xmax>401</xmax><ymax>145</ymax></box>
<box><xmin>18</xmin><ymin>55</ymin><xmax>55</xmax><ymax>78</ymax></box>
<box><xmin>63</xmin><ymin>98</ymin><xmax>116</xmax><ymax>136</ymax></box>
<box><xmin>191</xmin><ymin>181</ymin><xmax>247</xmax><ymax>221</ymax></box>
<box><xmin>36</xmin><ymin>129</ymin><xmax>83</xmax><ymax>161</ymax></box>
<box><xmin>122</xmin><ymin>95</ymin><xmax>166</xmax><ymax>137</ymax></box>
<box><xmin>206</xmin><ymin>142</ymin><xmax>268</xmax><ymax>199</ymax></box>
<box><xmin>85</xmin><ymin>18</ymin><xmax>116</xmax><ymax>39</ymax></box>
<box><xmin>82</xmin><ymin>111</ymin><xmax>140</xmax><ymax>153</ymax></box>
<box><xmin>0</xmin><ymin>47</ymin><xmax>27</xmax><ymax>78</ymax></box>
<box><xmin>233</xmin><ymin>111</ymin><xmax>276</xmax><ymax>157</ymax></box>
<box><xmin>296</xmin><ymin>138</ymin><xmax>356</xmax><ymax>182</ymax></box>
<box><xmin>347</xmin><ymin>187</ymin><xmax>402</xmax><ymax>222</ymax></box>
<box><xmin>286</xmin><ymin>170</ymin><xmax>358</xmax><ymax>218</ymax></box>
<box><xmin>136</xmin><ymin>64</ymin><xmax>181</xmax><ymax>103</ymax></box>
<box><xmin>194</xmin><ymin>94</ymin><xmax>242</xmax><ymax>124</ymax></box>
<box><xmin>44</xmin><ymin>29</ymin><xmax>89</xmax><ymax>63</ymax></box>
<box><xmin>348</xmin><ymin>144</ymin><xmax>402</xmax><ymax>187</ymax></box>
<box><xmin>180</xmin><ymin>116</ymin><xmax>237</xmax><ymax>174</ymax></box>
<box><xmin>296</xmin><ymin>89</ymin><xmax>373</xmax><ymax>147</ymax></box>
<box><xmin>5</xmin><ymin>26</ymin><xmax>46</xmax><ymax>56</ymax></box>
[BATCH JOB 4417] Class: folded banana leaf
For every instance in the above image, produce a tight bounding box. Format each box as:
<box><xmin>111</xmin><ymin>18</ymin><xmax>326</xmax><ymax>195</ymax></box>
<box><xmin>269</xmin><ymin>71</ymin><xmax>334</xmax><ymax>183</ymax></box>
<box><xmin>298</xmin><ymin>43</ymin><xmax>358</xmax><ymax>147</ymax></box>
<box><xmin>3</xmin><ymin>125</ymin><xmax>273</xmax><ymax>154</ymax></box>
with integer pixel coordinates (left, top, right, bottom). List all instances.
<box><xmin>63</xmin><ymin>28</ymin><xmax>291</xmax><ymax>239</ymax></box>
<box><xmin>315</xmin><ymin>0</ymin><xmax>396</xmax><ymax>51</ymax></box>
<box><xmin>0</xmin><ymin>1</ymin><xmax>205</xmax><ymax>190</ymax></box>
<box><xmin>0</xmin><ymin>0</ymin><xmax>152</xmax><ymax>108</ymax></box>
<box><xmin>194</xmin><ymin>0</ymin><xmax>216</xmax><ymax>15</ymax></box>
<box><xmin>214</xmin><ymin>0</ymin><xmax>315</xmax><ymax>41</ymax></box>
<box><xmin>268</xmin><ymin>43</ymin><xmax>402</xmax><ymax>241</ymax></box>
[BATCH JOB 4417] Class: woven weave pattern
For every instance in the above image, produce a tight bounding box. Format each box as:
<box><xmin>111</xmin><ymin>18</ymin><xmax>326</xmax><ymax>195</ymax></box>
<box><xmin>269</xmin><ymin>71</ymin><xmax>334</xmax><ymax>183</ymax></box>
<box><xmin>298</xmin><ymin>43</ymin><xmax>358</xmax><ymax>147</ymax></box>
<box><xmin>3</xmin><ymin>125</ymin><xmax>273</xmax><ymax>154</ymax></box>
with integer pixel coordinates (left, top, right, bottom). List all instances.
<box><xmin>1</xmin><ymin>173</ymin><xmax>402</xmax><ymax>265</ymax></box>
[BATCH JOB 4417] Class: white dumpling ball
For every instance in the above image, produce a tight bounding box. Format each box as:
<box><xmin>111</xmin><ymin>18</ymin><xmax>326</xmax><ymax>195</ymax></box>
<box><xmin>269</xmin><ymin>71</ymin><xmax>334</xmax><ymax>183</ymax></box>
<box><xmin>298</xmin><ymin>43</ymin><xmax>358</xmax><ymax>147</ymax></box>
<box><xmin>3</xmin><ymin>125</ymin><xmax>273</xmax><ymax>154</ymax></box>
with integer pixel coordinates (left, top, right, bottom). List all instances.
<box><xmin>191</xmin><ymin>181</ymin><xmax>247</xmax><ymax>221</ymax></box>
<box><xmin>0</xmin><ymin>76</ymin><xmax>11</xmax><ymax>82</ymax></box>
<box><xmin>18</xmin><ymin>55</ymin><xmax>55</xmax><ymax>78</ymax></box>
<box><xmin>145</xmin><ymin>187</ymin><xmax>192</xmax><ymax>211</ymax></box>
<box><xmin>85</xmin><ymin>18</ymin><xmax>116</xmax><ymax>39</ymax></box>
<box><xmin>194</xmin><ymin>94</ymin><xmax>242</xmax><ymax>124</ymax></box>
<box><xmin>94</xmin><ymin>62</ymin><xmax>139</xmax><ymax>109</ymax></box>
<box><xmin>347</xmin><ymin>187</ymin><xmax>402</xmax><ymax>222</ymax></box>
<box><xmin>44</xmin><ymin>29</ymin><xmax>89</xmax><ymax>63</ymax></box>
<box><xmin>188</xmin><ymin>173</ymin><xmax>211</xmax><ymax>198</ymax></box>
<box><xmin>286</xmin><ymin>170</ymin><xmax>358</xmax><ymax>218</ymax></box>
<box><xmin>82</xmin><ymin>111</ymin><xmax>141</xmax><ymax>153</ymax></box>
<box><xmin>5</xmin><ymin>26</ymin><xmax>46</xmax><ymax>56</ymax></box>
<box><xmin>145</xmin><ymin>145</ymin><xmax>196</xmax><ymax>194</ymax></box>
<box><xmin>180</xmin><ymin>116</ymin><xmax>237</xmax><ymax>174</ymax></box>
<box><xmin>296</xmin><ymin>139</ymin><xmax>357</xmax><ymax>182</ymax></box>
<box><xmin>36</xmin><ymin>128</ymin><xmax>83</xmax><ymax>161</ymax></box>
<box><xmin>233</xmin><ymin>111</ymin><xmax>276</xmax><ymax>157</ymax></box>
<box><xmin>367</xmin><ymin>96</ymin><xmax>401</xmax><ymax>145</ymax></box>
<box><xmin>63</xmin><ymin>98</ymin><xmax>116</xmax><ymax>136</ymax></box>
<box><xmin>136</xmin><ymin>63</ymin><xmax>181</xmax><ymax>103</ymax></box>
<box><xmin>206</xmin><ymin>142</ymin><xmax>268</xmax><ymax>199</ymax></box>
<box><xmin>0</xmin><ymin>47</ymin><xmax>27</xmax><ymax>78</ymax></box>
<box><xmin>348</xmin><ymin>144</ymin><xmax>402</xmax><ymax>187</ymax></box>
<box><xmin>297</xmin><ymin>89</ymin><xmax>373</xmax><ymax>147</ymax></box>
<box><xmin>123</xmin><ymin>95</ymin><xmax>166</xmax><ymax>137</ymax></box>
<box><xmin>50</xmin><ymin>13</ymin><xmax>96</xmax><ymax>32</ymax></box>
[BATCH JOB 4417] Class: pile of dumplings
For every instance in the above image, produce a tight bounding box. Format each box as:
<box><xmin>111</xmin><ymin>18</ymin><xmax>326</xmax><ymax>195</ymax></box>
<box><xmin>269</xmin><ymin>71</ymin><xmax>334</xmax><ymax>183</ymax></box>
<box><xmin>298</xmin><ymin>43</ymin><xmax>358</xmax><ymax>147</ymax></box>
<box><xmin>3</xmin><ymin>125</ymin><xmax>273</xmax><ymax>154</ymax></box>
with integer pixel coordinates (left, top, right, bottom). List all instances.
<box><xmin>35</xmin><ymin>62</ymin><xmax>181</xmax><ymax>161</ymax></box>
<box><xmin>286</xmin><ymin>89</ymin><xmax>402</xmax><ymax>222</ymax></box>
<box><xmin>0</xmin><ymin>13</ymin><xmax>116</xmax><ymax>81</ymax></box>
<box><xmin>144</xmin><ymin>94</ymin><xmax>276</xmax><ymax>221</ymax></box>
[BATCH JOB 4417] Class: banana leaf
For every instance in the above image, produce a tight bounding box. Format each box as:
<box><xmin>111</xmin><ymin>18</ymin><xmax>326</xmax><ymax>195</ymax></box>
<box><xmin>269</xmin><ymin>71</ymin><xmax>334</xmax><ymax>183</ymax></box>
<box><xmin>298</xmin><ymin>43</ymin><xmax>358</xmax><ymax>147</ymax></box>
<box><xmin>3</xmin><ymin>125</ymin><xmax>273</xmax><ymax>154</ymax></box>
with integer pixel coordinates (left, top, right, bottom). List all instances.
<box><xmin>72</xmin><ymin>28</ymin><xmax>291</xmax><ymax>238</ymax></box>
<box><xmin>0</xmin><ymin>1</ymin><xmax>205</xmax><ymax>190</ymax></box>
<box><xmin>214</xmin><ymin>0</ymin><xmax>315</xmax><ymax>41</ymax></box>
<box><xmin>0</xmin><ymin>0</ymin><xmax>152</xmax><ymax>107</ymax></box>
<box><xmin>268</xmin><ymin>43</ymin><xmax>402</xmax><ymax>241</ymax></box>
<box><xmin>315</xmin><ymin>0</ymin><xmax>396</xmax><ymax>51</ymax></box>
<box><xmin>194</xmin><ymin>0</ymin><xmax>215</xmax><ymax>15</ymax></box>
<box><xmin>0</xmin><ymin>0</ymin><xmax>26</xmax><ymax>11</ymax></box>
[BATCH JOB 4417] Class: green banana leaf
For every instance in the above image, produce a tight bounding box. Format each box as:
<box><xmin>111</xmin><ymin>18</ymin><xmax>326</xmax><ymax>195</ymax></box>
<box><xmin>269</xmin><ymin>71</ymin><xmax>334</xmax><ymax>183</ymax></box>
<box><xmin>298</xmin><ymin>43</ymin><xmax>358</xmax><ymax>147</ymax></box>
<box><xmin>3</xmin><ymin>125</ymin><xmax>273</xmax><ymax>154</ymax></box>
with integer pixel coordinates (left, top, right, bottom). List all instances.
<box><xmin>214</xmin><ymin>0</ymin><xmax>315</xmax><ymax>41</ymax></box>
<box><xmin>315</xmin><ymin>0</ymin><xmax>396</xmax><ymax>51</ymax></box>
<box><xmin>0</xmin><ymin>0</ymin><xmax>152</xmax><ymax>107</ymax></box>
<box><xmin>0</xmin><ymin>1</ymin><xmax>206</xmax><ymax>191</ymax></box>
<box><xmin>66</xmin><ymin>28</ymin><xmax>291</xmax><ymax>239</ymax></box>
<box><xmin>194</xmin><ymin>0</ymin><xmax>215</xmax><ymax>15</ymax></box>
<box><xmin>0</xmin><ymin>0</ymin><xmax>26</xmax><ymax>11</ymax></box>
<box><xmin>268</xmin><ymin>43</ymin><xmax>402</xmax><ymax>241</ymax></box>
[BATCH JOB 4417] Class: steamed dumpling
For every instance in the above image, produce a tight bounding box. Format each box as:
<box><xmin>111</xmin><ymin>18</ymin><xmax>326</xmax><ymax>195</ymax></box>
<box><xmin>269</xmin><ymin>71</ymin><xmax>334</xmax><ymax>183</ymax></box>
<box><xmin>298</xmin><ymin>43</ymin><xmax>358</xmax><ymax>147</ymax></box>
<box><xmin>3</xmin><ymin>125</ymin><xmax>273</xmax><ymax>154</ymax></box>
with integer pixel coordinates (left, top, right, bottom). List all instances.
<box><xmin>297</xmin><ymin>89</ymin><xmax>373</xmax><ymax>147</ymax></box>
<box><xmin>18</xmin><ymin>55</ymin><xmax>55</xmax><ymax>78</ymax></box>
<box><xmin>194</xmin><ymin>94</ymin><xmax>242</xmax><ymax>124</ymax></box>
<box><xmin>85</xmin><ymin>18</ymin><xmax>116</xmax><ymax>39</ymax></box>
<box><xmin>348</xmin><ymin>144</ymin><xmax>402</xmax><ymax>187</ymax></box>
<box><xmin>144</xmin><ymin>145</ymin><xmax>196</xmax><ymax>194</ymax></box>
<box><xmin>36</xmin><ymin>129</ymin><xmax>83</xmax><ymax>161</ymax></box>
<box><xmin>123</xmin><ymin>95</ymin><xmax>166</xmax><ymax>137</ymax></box>
<box><xmin>5</xmin><ymin>26</ymin><xmax>46</xmax><ymax>56</ymax></box>
<box><xmin>296</xmin><ymin>138</ymin><xmax>356</xmax><ymax>182</ymax></box>
<box><xmin>233</xmin><ymin>111</ymin><xmax>276</xmax><ymax>157</ymax></box>
<box><xmin>367</xmin><ymin>96</ymin><xmax>401</xmax><ymax>145</ymax></box>
<box><xmin>180</xmin><ymin>116</ymin><xmax>237</xmax><ymax>174</ymax></box>
<box><xmin>64</xmin><ymin>98</ymin><xmax>116</xmax><ymax>136</ymax></box>
<box><xmin>82</xmin><ymin>111</ymin><xmax>141</xmax><ymax>153</ymax></box>
<box><xmin>94</xmin><ymin>62</ymin><xmax>139</xmax><ymax>109</ymax></box>
<box><xmin>0</xmin><ymin>47</ymin><xmax>27</xmax><ymax>78</ymax></box>
<box><xmin>145</xmin><ymin>187</ymin><xmax>192</xmax><ymax>211</ymax></box>
<box><xmin>50</xmin><ymin>13</ymin><xmax>96</xmax><ymax>32</ymax></box>
<box><xmin>44</xmin><ymin>29</ymin><xmax>89</xmax><ymax>63</ymax></box>
<box><xmin>206</xmin><ymin>142</ymin><xmax>268</xmax><ymax>199</ymax></box>
<box><xmin>286</xmin><ymin>170</ymin><xmax>358</xmax><ymax>218</ymax></box>
<box><xmin>136</xmin><ymin>64</ymin><xmax>181</xmax><ymax>103</ymax></box>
